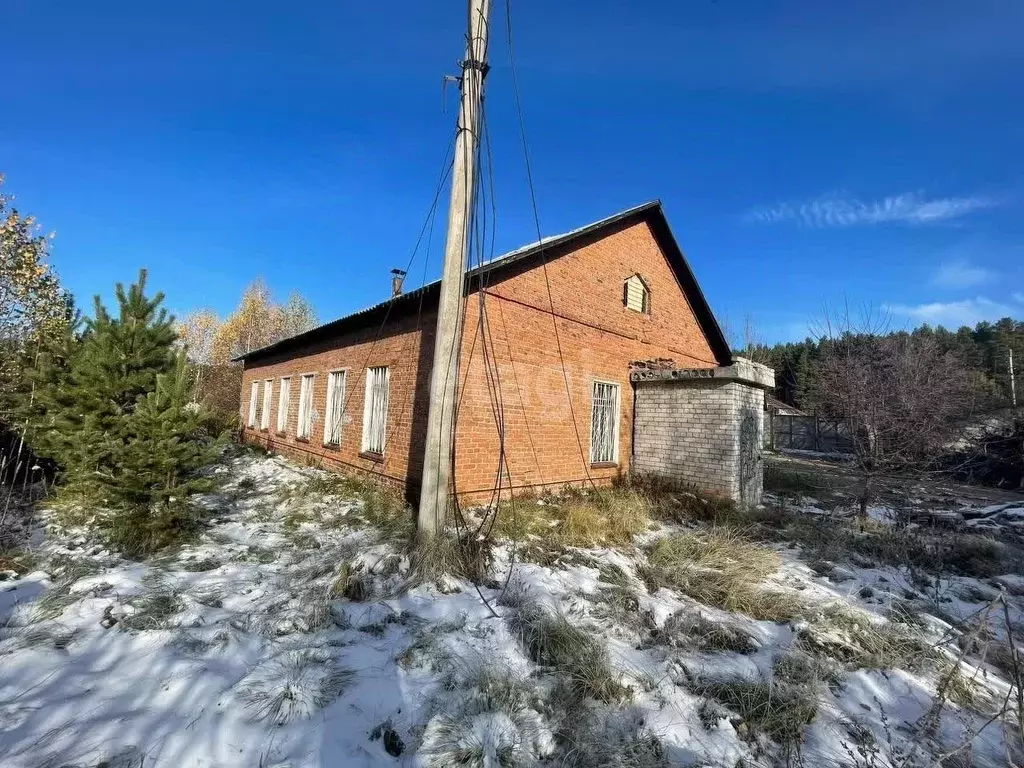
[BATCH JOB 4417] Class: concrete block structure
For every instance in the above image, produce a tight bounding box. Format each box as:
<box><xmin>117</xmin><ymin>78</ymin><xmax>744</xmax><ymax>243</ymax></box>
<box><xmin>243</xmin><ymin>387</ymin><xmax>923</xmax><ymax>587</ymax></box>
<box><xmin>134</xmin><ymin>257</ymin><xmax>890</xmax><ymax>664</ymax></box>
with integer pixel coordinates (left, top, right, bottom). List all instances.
<box><xmin>631</xmin><ymin>358</ymin><xmax>775</xmax><ymax>505</ymax></box>
<box><xmin>235</xmin><ymin>201</ymin><xmax>768</xmax><ymax>506</ymax></box>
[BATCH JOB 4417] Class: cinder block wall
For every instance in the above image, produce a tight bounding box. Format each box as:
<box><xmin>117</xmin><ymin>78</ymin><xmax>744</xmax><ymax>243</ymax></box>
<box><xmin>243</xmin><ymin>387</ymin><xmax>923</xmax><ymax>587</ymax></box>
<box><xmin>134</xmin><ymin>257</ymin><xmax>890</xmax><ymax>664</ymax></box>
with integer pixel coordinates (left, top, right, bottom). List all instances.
<box><xmin>632</xmin><ymin>375</ymin><xmax>767</xmax><ymax>505</ymax></box>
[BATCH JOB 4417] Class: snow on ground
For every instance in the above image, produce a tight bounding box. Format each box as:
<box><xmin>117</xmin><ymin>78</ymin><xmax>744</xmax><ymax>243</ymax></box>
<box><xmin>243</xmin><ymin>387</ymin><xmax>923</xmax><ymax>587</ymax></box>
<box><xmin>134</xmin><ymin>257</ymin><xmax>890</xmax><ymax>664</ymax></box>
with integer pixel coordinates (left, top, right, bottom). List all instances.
<box><xmin>2</xmin><ymin>450</ymin><xmax>1023</xmax><ymax>767</ymax></box>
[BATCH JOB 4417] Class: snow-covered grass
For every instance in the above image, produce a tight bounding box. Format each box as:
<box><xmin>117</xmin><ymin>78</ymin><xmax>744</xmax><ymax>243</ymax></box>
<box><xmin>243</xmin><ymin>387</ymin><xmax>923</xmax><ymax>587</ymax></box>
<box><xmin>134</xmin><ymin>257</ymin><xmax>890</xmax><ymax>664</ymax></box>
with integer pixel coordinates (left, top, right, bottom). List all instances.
<box><xmin>2</xmin><ymin>448</ymin><xmax>1024</xmax><ymax>767</ymax></box>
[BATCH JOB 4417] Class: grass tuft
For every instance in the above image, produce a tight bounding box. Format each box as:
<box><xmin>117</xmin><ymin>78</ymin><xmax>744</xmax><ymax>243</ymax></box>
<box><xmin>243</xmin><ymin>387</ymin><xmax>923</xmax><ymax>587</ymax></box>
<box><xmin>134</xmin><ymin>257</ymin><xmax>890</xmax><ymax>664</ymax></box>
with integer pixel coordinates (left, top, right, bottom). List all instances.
<box><xmin>557</xmin><ymin>706</ymin><xmax>671</xmax><ymax>768</ymax></box>
<box><xmin>420</xmin><ymin>666</ymin><xmax>553</xmax><ymax>767</ymax></box>
<box><xmin>643</xmin><ymin>610</ymin><xmax>758</xmax><ymax>654</ymax></box>
<box><xmin>411</xmin><ymin>532</ymin><xmax>492</xmax><ymax>584</ymax></box>
<box><xmin>491</xmin><ymin>487</ymin><xmax>652</xmax><ymax>553</ymax></box>
<box><xmin>100</xmin><ymin>500</ymin><xmax>204</xmax><ymax>559</ymax></box>
<box><xmin>238</xmin><ymin>648</ymin><xmax>354</xmax><ymax>725</ymax></box>
<box><xmin>508</xmin><ymin>600</ymin><xmax>629</xmax><ymax>704</ymax></box>
<box><xmin>798</xmin><ymin>604</ymin><xmax>937</xmax><ymax>672</ymax></box>
<box><xmin>31</xmin><ymin>589</ymin><xmax>80</xmax><ymax>622</ymax></box>
<box><xmin>330</xmin><ymin>561</ymin><xmax>372</xmax><ymax>602</ymax></box>
<box><xmin>0</xmin><ymin>548</ymin><xmax>38</xmax><ymax>575</ymax></box>
<box><xmin>119</xmin><ymin>584</ymin><xmax>184</xmax><ymax>631</ymax></box>
<box><xmin>697</xmin><ymin>677</ymin><xmax>818</xmax><ymax>746</ymax></box>
<box><xmin>643</xmin><ymin>529</ymin><xmax>802</xmax><ymax>621</ymax></box>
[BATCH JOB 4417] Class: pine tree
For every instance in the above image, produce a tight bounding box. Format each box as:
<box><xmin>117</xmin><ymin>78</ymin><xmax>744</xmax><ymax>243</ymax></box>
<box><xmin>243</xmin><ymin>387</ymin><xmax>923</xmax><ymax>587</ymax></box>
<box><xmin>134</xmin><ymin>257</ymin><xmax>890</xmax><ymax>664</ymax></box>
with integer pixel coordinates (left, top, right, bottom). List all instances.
<box><xmin>19</xmin><ymin>314</ymin><xmax>82</xmax><ymax>471</ymax></box>
<box><xmin>101</xmin><ymin>353</ymin><xmax>227</xmax><ymax>555</ymax></box>
<box><xmin>23</xmin><ymin>270</ymin><xmax>227</xmax><ymax>555</ymax></box>
<box><xmin>65</xmin><ymin>270</ymin><xmax>177</xmax><ymax>489</ymax></box>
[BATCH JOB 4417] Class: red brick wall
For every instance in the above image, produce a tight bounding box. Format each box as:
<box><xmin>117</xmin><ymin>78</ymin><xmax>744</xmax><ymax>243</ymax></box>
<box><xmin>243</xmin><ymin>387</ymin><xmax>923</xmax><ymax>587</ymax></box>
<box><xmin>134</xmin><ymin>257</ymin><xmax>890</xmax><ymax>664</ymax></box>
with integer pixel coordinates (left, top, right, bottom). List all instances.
<box><xmin>239</xmin><ymin>217</ymin><xmax>717</xmax><ymax>502</ymax></box>
<box><xmin>451</xmin><ymin>218</ymin><xmax>716</xmax><ymax>502</ymax></box>
<box><xmin>239</xmin><ymin>309</ymin><xmax>437</xmax><ymax>488</ymax></box>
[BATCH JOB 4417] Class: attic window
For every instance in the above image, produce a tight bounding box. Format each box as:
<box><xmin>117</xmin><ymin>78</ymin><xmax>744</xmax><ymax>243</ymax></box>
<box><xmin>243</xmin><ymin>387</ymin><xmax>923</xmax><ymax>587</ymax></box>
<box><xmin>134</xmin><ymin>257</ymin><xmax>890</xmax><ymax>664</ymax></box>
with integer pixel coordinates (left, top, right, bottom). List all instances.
<box><xmin>623</xmin><ymin>274</ymin><xmax>650</xmax><ymax>314</ymax></box>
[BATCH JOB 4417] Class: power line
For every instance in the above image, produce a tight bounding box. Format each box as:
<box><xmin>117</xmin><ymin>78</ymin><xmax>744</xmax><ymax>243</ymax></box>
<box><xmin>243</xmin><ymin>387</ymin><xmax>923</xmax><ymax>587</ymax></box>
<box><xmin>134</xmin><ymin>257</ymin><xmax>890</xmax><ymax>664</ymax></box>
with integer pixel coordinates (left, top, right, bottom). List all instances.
<box><xmin>504</xmin><ymin>0</ymin><xmax>599</xmax><ymax>490</ymax></box>
<box><xmin>309</xmin><ymin>131</ymin><xmax>457</xmax><ymax>476</ymax></box>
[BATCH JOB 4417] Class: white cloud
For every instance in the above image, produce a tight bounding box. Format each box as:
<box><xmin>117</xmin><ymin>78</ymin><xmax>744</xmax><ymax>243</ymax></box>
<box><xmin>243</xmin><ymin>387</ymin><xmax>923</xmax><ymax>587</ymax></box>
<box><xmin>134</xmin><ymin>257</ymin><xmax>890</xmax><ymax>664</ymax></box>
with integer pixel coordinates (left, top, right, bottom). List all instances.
<box><xmin>1014</xmin><ymin>292</ymin><xmax>1024</xmax><ymax>304</ymax></box>
<box><xmin>930</xmin><ymin>260</ymin><xmax>994</xmax><ymax>288</ymax></box>
<box><xmin>745</xmin><ymin>191</ymin><xmax>996</xmax><ymax>228</ymax></box>
<box><xmin>885</xmin><ymin>297</ymin><xmax>1020</xmax><ymax>328</ymax></box>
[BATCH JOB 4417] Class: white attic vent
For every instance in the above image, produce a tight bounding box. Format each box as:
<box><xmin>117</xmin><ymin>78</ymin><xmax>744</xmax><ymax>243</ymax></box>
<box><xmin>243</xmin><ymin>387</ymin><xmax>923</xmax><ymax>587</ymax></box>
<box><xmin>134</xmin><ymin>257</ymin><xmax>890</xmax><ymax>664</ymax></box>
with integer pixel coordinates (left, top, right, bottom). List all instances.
<box><xmin>623</xmin><ymin>274</ymin><xmax>650</xmax><ymax>314</ymax></box>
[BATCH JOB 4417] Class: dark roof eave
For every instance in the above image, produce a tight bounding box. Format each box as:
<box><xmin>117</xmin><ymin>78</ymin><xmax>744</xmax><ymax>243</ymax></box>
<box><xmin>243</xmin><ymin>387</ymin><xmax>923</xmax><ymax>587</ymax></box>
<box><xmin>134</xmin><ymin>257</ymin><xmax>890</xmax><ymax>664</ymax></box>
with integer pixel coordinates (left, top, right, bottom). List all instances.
<box><xmin>234</xmin><ymin>200</ymin><xmax>732</xmax><ymax>366</ymax></box>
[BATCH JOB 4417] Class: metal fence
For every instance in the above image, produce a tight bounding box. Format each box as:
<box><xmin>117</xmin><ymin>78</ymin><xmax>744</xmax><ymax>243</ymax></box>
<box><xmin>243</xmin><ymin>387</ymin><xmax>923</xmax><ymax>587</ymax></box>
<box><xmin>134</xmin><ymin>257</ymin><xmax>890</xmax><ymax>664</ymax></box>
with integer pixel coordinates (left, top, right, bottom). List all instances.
<box><xmin>769</xmin><ymin>415</ymin><xmax>854</xmax><ymax>454</ymax></box>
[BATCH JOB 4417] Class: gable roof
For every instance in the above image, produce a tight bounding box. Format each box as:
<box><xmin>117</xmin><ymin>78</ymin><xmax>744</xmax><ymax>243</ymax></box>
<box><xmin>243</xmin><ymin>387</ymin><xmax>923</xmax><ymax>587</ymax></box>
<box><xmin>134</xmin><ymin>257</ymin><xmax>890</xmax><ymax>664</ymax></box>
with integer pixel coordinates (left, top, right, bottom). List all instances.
<box><xmin>235</xmin><ymin>201</ymin><xmax>732</xmax><ymax>365</ymax></box>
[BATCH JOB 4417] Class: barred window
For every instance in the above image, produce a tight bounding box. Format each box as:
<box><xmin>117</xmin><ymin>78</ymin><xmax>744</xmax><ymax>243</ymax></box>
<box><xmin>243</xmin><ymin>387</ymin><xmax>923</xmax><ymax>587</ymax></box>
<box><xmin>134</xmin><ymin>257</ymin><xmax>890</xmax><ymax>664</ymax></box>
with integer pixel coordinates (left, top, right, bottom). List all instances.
<box><xmin>260</xmin><ymin>380</ymin><xmax>273</xmax><ymax>430</ymax></box>
<box><xmin>590</xmin><ymin>381</ymin><xmax>620</xmax><ymax>464</ymax></box>
<box><xmin>277</xmin><ymin>377</ymin><xmax>291</xmax><ymax>433</ymax></box>
<box><xmin>247</xmin><ymin>381</ymin><xmax>259</xmax><ymax>427</ymax></box>
<box><xmin>361</xmin><ymin>366</ymin><xmax>390</xmax><ymax>455</ymax></box>
<box><xmin>323</xmin><ymin>370</ymin><xmax>347</xmax><ymax>446</ymax></box>
<box><xmin>297</xmin><ymin>374</ymin><xmax>315</xmax><ymax>439</ymax></box>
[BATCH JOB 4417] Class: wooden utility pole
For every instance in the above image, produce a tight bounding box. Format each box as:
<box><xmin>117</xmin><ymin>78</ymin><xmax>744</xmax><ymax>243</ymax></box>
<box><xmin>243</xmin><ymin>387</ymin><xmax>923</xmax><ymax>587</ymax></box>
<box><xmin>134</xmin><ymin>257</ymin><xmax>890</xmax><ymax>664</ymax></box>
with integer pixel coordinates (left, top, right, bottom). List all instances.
<box><xmin>417</xmin><ymin>0</ymin><xmax>492</xmax><ymax>536</ymax></box>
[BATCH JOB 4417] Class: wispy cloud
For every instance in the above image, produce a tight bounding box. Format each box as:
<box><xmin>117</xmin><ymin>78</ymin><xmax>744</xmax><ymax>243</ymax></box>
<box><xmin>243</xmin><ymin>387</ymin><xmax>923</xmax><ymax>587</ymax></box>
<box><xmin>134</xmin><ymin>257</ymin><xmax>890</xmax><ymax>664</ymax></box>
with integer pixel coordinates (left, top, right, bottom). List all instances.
<box><xmin>930</xmin><ymin>260</ymin><xmax>994</xmax><ymax>289</ymax></box>
<box><xmin>745</xmin><ymin>191</ymin><xmax>996</xmax><ymax>228</ymax></box>
<box><xmin>885</xmin><ymin>297</ymin><xmax>1020</xmax><ymax>328</ymax></box>
<box><xmin>1014</xmin><ymin>292</ymin><xmax>1024</xmax><ymax>304</ymax></box>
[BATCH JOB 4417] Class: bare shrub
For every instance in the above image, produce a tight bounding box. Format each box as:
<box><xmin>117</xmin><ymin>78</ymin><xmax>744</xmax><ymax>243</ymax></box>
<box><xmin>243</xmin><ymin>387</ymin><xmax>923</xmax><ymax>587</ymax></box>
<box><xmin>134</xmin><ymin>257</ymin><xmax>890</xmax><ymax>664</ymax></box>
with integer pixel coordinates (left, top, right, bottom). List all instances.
<box><xmin>809</xmin><ymin>313</ymin><xmax>976</xmax><ymax>515</ymax></box>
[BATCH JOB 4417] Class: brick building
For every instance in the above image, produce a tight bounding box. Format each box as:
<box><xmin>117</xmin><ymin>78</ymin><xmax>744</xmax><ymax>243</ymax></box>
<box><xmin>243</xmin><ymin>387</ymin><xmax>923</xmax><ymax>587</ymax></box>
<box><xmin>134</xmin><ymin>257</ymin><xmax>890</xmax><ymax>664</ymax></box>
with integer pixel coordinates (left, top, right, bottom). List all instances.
<box><xmin>236</xmin><ymin>201</ymin><xmax>772</xmax><ymax>504</ymax></box>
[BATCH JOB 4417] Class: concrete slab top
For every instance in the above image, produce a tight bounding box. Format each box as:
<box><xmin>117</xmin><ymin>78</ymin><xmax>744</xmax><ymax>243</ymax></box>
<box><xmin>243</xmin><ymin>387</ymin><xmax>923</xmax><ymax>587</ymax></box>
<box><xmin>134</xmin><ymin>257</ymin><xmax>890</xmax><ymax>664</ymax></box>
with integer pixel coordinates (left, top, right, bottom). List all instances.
<box><xmin>630</xmin><ymin>356</ymin><xmax>775</xmax><ymax>390</ymax></box>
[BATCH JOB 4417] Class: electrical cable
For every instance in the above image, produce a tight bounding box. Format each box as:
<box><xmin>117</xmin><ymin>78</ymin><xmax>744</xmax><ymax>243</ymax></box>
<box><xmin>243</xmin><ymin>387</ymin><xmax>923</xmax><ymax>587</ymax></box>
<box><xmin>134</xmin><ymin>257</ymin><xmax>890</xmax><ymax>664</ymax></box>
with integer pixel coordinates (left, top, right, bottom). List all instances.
<box><xmin>504</xmin><ymin>0</ymin><xmax>600</xmax><ymax>491</ymax></box>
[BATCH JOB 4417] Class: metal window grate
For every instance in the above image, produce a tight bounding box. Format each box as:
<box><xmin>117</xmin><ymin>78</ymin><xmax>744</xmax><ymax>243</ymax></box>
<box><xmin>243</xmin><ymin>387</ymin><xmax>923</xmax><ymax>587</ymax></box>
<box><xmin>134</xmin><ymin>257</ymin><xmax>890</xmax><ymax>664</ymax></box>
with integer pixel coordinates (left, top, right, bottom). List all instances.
<box><xmin>277</xmin><ymin>378</ymin><xmax>291</xmax><ymax>433</ymax></box>
<box><xmin>590</xmin><ymin>381</ymin><xmax>619</xmax><ymax>463</ymax></box>
<box><xmin>297</xmin><ymin>374</ymin><xmax>315</xmax><ymax>439</ymax></box>
<box><xmin>361</xmin><ymin>366</ymin><xmax>390</xmax><ymax>454</ymax></box>
<box><xmin>324</xmin><ymin>371</ymin><xmax>346</xmax><ymax>446</ymax></box>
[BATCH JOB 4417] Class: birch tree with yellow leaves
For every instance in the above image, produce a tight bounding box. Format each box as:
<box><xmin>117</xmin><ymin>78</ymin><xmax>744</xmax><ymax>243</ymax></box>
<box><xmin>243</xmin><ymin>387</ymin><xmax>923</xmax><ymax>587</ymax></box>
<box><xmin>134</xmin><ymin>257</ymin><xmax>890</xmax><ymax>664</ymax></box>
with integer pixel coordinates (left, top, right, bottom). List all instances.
<box><xmin>1</xmin><ymin>176</ymin><xmax>71</xmax><ymax>419</ymax></box>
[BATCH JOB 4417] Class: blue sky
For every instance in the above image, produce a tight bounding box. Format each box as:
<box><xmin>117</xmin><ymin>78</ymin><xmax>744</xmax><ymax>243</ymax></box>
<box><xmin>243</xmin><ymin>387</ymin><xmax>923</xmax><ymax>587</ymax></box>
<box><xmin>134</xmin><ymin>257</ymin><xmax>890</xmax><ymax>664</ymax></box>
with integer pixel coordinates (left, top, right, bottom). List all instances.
<box><xmin>2</xmin><ymin>0</ymin><xmax>1022</xmax><ymax>343</ymax></box>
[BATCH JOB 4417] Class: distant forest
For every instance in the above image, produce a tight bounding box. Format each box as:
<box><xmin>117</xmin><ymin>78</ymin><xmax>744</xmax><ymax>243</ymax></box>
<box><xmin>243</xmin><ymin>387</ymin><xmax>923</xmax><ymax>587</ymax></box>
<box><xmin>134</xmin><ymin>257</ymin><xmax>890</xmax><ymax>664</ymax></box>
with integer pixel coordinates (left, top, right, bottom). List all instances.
<box><xmin>749</xmin><ymin>317</ymin><xmax>1024</xmax><ymax>413</ymax></box>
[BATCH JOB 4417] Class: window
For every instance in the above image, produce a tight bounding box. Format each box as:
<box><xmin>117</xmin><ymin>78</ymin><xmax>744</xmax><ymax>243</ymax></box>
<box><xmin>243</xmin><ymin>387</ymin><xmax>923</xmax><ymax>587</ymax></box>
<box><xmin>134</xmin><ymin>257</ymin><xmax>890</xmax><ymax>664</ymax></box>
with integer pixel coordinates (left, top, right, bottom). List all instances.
<box><xmin>623</xmin><ymin>274</ymin><xmax>650</xmax><ymax>314</ymax></box>
<box><xmin>247</xmin><ymin>381</ymin><xmax>259</xmax><ymax>427</ymax></box>
<box><xmin>277</xmin><ymin>377</ymin><xmax>291</xmax><ymax>433</ymax></box>
<box><xmin>297</xmin><ymin>374</ymin><xmax>315</xmax><ymax>440</ymax></box>
<box><xmin>590</xmin><ymin>381</ymin><xmax>620</xmax><ymax>464</ymax></box>
<box><xmin>323</xmin><ymin>370</ymin><xmax>347</xmax><ymax>446</ymax></box>
<box><xmin>361</xmin><ymin>366</ymin><xmax>390</xmax><ymax>455</ymax></box>
<box><xmin>260</xmin><ymin>380</ymin><xmax>273</xmax><ymax>430</ymax></box>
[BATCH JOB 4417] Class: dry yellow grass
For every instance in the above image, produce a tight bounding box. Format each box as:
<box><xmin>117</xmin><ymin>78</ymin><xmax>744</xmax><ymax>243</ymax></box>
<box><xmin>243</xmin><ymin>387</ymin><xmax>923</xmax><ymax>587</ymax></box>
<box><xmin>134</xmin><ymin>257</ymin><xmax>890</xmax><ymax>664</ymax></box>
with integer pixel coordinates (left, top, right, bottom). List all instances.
<box><xmin>644</xmin><ymin>529</ymin><xmax>802</xmax><ymax>621</ymax></box>
<box><xmin>493</xmin><ymin>487</ymin><xmax>653</xmax><ymax>550</ymax></box>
